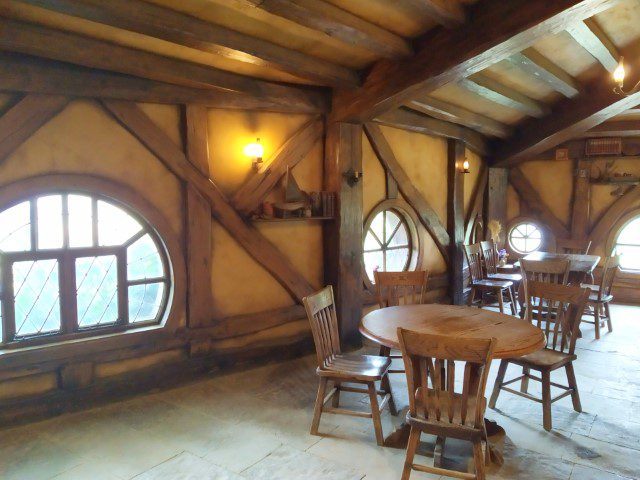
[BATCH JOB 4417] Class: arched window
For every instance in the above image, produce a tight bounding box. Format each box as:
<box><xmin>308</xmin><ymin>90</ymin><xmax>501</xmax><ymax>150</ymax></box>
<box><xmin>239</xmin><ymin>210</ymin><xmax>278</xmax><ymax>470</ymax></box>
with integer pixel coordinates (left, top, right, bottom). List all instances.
<box><xmin>0</xmin><ymin>192</ymin><xmax>171</xmax><ymax>346</ymax></box>
<box><xmin>613</xmin><ymin>215</ymin><xmax>640</xmax><ymax>270</ymax></box>
<box><xmin>508</xmin><ymin>221</ymin><xmax>543</xmax><ymax>254</ymax></box>
<box><xmin>363</xmin><ymin>205</ymin><xmax>417</xmax><ymax>284</ymax></box>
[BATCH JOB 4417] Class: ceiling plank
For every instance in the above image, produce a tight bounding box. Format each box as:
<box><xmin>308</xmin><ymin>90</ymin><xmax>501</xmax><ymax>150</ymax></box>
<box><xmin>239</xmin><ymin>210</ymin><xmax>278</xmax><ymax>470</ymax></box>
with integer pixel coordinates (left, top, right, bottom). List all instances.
<box><xmin>374</xmin><ymin>107</ymin><xmax>488</xmax><ymax>155</ymax></box>
<box><xmin>246</xmin><ymin>0</ymin><xmax>411</xmax><ymax>58</ymax></box>
<box><xmin>402</xmin><ymin>0</ymin><xmax>465</xmax><ymax>28</ymax></box>
<box><xmin>567</xmin><ymin>18</ymin><xmax>619</xmax><ymax>71</ymax></box>
<box><xmin>0</xmin><ymin>53</ymin><xmax>328</xmax><ymax>113</ymax></box>
<box><xmin>506</xmin><ymin>48</ymin><xmax>580</xmax><ymax>98</ymax></box>
<box><xmin>406</xmin><ymin>96</ymin><xmax>510</xmax><ymax>138</ymax></box>
<box><xmin>0</xmin><ymin>19</ymin><xmax>327</xmax><ymax>110</ymax></box>
<box><xmin>460</xmin><ymin>73</ymin><xmax>550</xmax><ymax>117</ymax></box>
<box><xmin>491</xmin><ymin>61</ymin><xmax>640</xmax><ymax>167</ymax></box>
<box><xmin>331</xmin><ymin>0</ymin><xmax>619</xmax><ymax>122</ymax></box>
<box><xmin>16</xmin><ymin>0</ymin><xmax>358</xmax><ymax>88</ymax></box>
<box><xmin>582</xmin><ymin>119</ymin><xmax>640</xmax><ymax>137</ymax></box>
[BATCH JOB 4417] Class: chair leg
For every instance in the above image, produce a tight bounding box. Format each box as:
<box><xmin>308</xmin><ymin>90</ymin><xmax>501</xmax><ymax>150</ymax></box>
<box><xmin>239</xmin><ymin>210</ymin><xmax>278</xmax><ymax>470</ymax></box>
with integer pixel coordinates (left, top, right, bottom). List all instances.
<box><xmin>497</xmin><ymin>289</ymin><xmax>505</xmax><ymax>313</ymax></box>
<box><xmin>367</xmin><ymin>381</ymin><xmax>384</xmax><ymax>446</ymax></box>
<box><xmin>381</xmin><ymin>374</ymin><xmax>398</xmax><ymax>416</ymax></box>
<box><xmin>508</xmin><ymin>287</ymin><xmax>517</xmax><ymax>316</ymax></box>
<box><xmin>468</xmin><ymin>287</ymin><xmax>476</xmax><ymax>307</ymax></box>
<box><xmin>605</xmin><ymin>302</ymin><xmax>613</xmax><ymax>333</ymax></box>
<box><xmin>401</xmin><ymin>425</ymin><xmax>421</xmax><ymax>480</ymax></box>
<box><xmin>311</xmin><ymin>377</ymin><xmax>328</xmax><ymax>435</ymax></box>
<box><xmin>489</xmin><ymin>360</ymin><xmax>508</xmax><ymax>409</ymax></box>
<box><xmin>541</xmin><ymin>370</ymin><xmax>552</xmax><ymax>431</ymax></box>
<box><xmin>520</xmin><ymin>366</ymin><xmax>530</xmax><ymax>393</ymax></box>
<box><xmin>594</xmin><ymin>305</ymin><xmax>601</xmax><ymax>340</ymax></box>
<box><xmin>472</xmin><ymin>439</ymin><xmax>486</xmax><ymax>480</ymax></box>
<box><xmin>332</xmin><ymin>381</ymin><xmax>341</xmax><ymax>408</ymax></box>
<box><xmin>565</xmin><ymin>363</ymin><xmax>582</xmax><ymax>413</ymax></box>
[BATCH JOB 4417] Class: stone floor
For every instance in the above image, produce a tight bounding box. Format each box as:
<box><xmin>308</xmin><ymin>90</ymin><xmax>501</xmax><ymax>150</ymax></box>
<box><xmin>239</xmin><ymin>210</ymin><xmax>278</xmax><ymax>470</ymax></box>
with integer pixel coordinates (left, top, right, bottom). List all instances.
<box><xmin>1</xmin><ymin>304</ymin><xmax>640</xmax><ymax>479</ymax></box>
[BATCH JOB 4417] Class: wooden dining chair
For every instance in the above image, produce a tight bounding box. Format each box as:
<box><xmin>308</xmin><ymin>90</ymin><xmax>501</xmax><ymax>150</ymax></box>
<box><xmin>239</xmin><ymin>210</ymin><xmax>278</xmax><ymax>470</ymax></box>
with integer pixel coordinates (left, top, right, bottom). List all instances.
<box><xmin>374</xmin><ymin>270</ymin><xmax>429</xmax><ymax>374</ymax></box>
<box><xmin>398</xmin><ymin>329</ymin><xmax>496</xmax><ymax>480</ymax></box>
<box><xmin>480</xmin><ymin>240</ymin><xmax>522</xmax><ymax>283</ymax></box>
<box><xmin>465</xmin><ymin>243</ymin><xmax>517</xmax><ymax>315</ymax></box>
<box><xmin>581</xmin><ymin>255</ymin><xmax>620</xmax><ymax>339</ymax></box>
<box><xmin>556</xmin><ymin>238</ymin><xmax>592</xmax><ymax>255</ymax></box>
<box><xmin>303</xmin><ymin>286</ymin><xmax>396</xmax><ymax>446</ymax></box>
<box><xmin>489</xmin><ymin>282</ymin><xmax>590</xmax><ymax>431</ymax></box>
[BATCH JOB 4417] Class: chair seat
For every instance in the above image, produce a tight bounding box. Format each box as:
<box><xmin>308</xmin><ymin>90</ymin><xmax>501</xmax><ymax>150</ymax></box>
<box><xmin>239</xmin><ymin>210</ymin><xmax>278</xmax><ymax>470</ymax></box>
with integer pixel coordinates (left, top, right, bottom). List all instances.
<box><xmin>409</xmin><ymin>390</ymin><xmax>486</xmax><ymax>439</ymax></box>
<box><xmin>580</xmin><ymin>283</ymin><xmax>599</xmax><ymax>292</ymax></box>
<box><xmin>318</xmin><ymin>354</ymin><xmax>391</xmax><ymax>381</ymax></box>
<box><xmin>511</xmin><ymin>348</ymin><xmax>576</xmax><ymax>369</ymax></box>
<box><xmin>488</xmin><ymin>272</ymin><xmax>522</xmax><ymax>283</ymax></box>
<box><xmin>588</xmin><ymin>293</ymin><xmax>613</xmax><ymax>303</ymax></box>
<box><xmin>472</xmin><ymin>279</ymin><xmax>513</xmax><ymax>289</ymax></box>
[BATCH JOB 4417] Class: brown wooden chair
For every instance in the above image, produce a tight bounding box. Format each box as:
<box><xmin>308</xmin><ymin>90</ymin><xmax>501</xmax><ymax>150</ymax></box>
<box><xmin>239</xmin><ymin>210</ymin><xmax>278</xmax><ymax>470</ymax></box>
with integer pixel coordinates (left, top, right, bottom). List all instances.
<box><xmin>555</xmin><ymin>238</ymin><xmax>592</xmax><ymax>255</ymax></box>
<box><xmin>398</xmin><ymin>329</ymin><xmax>496</xmax><ymax>480</ymax></box>
<box><xmin>303</xmin><ymin>286</ymin><xmax>396</xmax><ymax>446</ymax></box>
<box><xmin>465</xmin><ymin>243</ymin><xmax>517</xmax><ymax>315</ymax></box>
<box><xmin>480</xmin><ymin>240</ymin><xmax>522</xmax><ymax>283</ymax></box>
<box><xmin>489</xmin><ymin>282</ymin><xmax>590</xmax><ymax>431</ymax></box>
<box><xmin>518</xmin><ymin>258</ymin><xmax>571</xmax><ymax>318</ymax></box>
<box><xmin>374</xmin><ymin>270</ymin><xmax>429</xmax><ymax>374</ymax></box>
<box><xmin>581</xmin><ymin>255</ymin><xmax>620</xmax><ymax>339</ymax></box>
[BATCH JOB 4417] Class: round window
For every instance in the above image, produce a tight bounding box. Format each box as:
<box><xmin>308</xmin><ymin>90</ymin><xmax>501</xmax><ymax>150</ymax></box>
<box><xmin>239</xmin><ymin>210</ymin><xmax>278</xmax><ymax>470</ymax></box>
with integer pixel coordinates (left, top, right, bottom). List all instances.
<box><xmin>613</xmin><ymin>215</ymin><xmax>640</xmax><ymax>270</ymax></box>
<box><xmin>363</xmin><ymin>208</ymin><xmax>413</xmax><ymax>283</ymax></box>
<box><xmin>508</xmin><ymin>222</ymin><xmax>543</xmax><ymax>254</ymax></box>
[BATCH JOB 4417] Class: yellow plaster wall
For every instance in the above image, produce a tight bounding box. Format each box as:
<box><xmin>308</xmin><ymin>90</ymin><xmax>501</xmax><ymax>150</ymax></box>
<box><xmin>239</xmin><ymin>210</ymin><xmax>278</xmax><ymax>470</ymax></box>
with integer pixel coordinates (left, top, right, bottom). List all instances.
<box><xmin>518</xmin><ymin>160</ymin><xmax>573</xmax><ymax>225</ymax></box>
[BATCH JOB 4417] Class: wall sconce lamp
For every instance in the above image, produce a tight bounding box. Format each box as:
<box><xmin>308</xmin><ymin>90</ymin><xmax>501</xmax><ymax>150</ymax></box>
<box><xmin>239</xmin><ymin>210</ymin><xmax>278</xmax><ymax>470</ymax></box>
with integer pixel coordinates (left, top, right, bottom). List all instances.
<box><xmin>343</xmin><ymin>168</ymin><xmax>363</xmax><ymax>186</ymax></box>
<box><xmin>244</xmin><ymin>138</ymin><xmax>264</xmax><ymax>171</ymax></box>
<box><xmin>461</xmin><ymin>159</ymin><xmax>470</xmax><ymax>174</ymax></box>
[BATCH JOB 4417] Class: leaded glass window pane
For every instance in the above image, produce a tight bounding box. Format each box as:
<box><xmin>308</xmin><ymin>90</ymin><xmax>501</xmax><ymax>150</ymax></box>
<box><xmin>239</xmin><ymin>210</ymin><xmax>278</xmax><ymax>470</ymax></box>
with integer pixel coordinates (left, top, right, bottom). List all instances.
<box><xmin>0</xmin><ymin>201</ymin><xmax>31</xmax><ymax>252</ymax></box>
<box><xmin>76</xmin><ymin>255</ymin><xmax>118</xmax><ymax>327</ymax></box>
<box><xmin>13</xmin><ymin>259</ymin><xmax>61</xmax><ymax>337</ymax></box>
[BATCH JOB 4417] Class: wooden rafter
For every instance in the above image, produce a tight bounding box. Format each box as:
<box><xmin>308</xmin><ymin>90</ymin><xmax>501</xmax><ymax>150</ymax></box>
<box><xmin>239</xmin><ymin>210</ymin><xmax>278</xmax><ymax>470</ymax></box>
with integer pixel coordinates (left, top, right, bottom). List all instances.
<box><xmin>582</xmin><ymin>120</ymin><xmax>640</xmax><ymax>137</ymax></box>
<box><xmin>567</xmin><ymin>18</ymin><xmax>619</xmax><ymax>71</ymax></box>
<box><xmin>402</xmin><ymin>0</ymin><xmax>465</xmax><ymax>28</ymax></box>
<box><xmin>460</xmin><ymin>74</ymin><xmax>549</xmax><ymax>118</ymax></box>
<box><xmin>0</xmin><ymin>93</ymin><xmax>69</xmax><ymax>162</ymax></box>
<box><xmin>590</xmin><ymin>185</ymin><xmax>640</xmax><ymax>246</ymax></box>
<box><xmin>100</xmin><ymin>100</ymin><xmax>315</xmax><ymax>302</ymax></box>
<box><xmin>16</xmin><ymin>0</ymin><xmax>358</xmax><ymax>88</ymax></box>
<box><xmin>0</xmin><ymin>54</ymin><xmax>328</xmax><ymax>114</ymax></box>
<box><xmin>363</xmin><ymin>123</ymin><xmax>451</xmax><ymax>264</ymax></box>
<box><xmin>231</xmin><ymin>118</ymin><xmax>323</xmax><ymax>216</ymax></box>
<box><xmin>0</xmin><ymin>20</ymin><xmax>327</xmax><ymax>110</ymax></box>
<box><xmin>406</xmin><ymin>96</ymin><xmax>510</xmax><ymax>138</ymax></box>
<box><xmin>331</xmin><ymin>0</ymin><xmax>617</xmax><ymax>122</ymax></box>
<box><xmin>246</xmin><ymin>0</ymin><xmax>411</xmax><ymax>58</ymax></box>
<box><xmin>374</xmin><ymin>108</ymin><xmax>488</xmax><ymax>155</ymax></box>
<box><xmin>506</xmin><ymin>48</ymin><xmax>580</xmax><ymax>98</ymax></box>
<box><xmin>491</xmin><ymin>61</ymin><xmax>640</xmax><ymax>167</ymax></box>
<box><xmin>509</xmin><ymin>167</ymin><xmax>570</xmax><ymax>238</ymax></box>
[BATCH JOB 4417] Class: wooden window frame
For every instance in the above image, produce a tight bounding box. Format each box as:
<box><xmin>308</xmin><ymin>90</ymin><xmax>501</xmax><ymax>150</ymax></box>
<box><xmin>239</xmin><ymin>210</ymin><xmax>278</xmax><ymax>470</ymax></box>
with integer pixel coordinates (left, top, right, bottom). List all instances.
<box><xmin>607</xmin><ymin>209</ymin><xmax>640</xmax><ymax>274</ymax></box>
<box><xmin>506</xmin><ymin>217</ymin><xmax>550</xmax><ymax>256</ymax></box>
<box><xmin>0</xmin><ymin>174</ymin><xmax>186</xmax><ymax>354</ymax></box>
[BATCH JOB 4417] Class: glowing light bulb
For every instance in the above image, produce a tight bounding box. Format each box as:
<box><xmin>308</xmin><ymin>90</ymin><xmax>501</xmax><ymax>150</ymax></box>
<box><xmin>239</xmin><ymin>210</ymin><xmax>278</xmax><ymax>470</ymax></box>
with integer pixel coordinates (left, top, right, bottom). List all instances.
<box><xmin>614</xmin><ymin>58</ymin><xmax>626</xmax><ymax>85</ymax></box>
<box><xmin>462</xmin><ymin>159</ymin><xmax>470</xmax><ymax>173</ymax></box>
<box><xmin>244</xmin><ymin>138</ymin><xmax>264</xmax><ymax>159</ymax></box>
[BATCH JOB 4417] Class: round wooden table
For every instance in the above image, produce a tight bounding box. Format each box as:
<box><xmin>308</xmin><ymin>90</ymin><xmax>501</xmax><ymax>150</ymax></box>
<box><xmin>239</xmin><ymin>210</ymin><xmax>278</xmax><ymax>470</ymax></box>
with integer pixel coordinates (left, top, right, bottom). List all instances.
<box><xmin>360</xmin><ymin>304</ymin><xmax>545</xmax><ymax>466</ymax></box>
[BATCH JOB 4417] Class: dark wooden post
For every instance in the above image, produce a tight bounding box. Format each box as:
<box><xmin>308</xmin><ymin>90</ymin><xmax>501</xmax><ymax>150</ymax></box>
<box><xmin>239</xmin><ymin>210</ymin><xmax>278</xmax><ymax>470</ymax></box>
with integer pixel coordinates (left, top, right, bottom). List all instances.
<box><xmin>323</xmin><ymin>122</ymin><xmax>363</xmax><ymax>347</ymax></box>
<box><xmin>183</xmin><ymin>104</ymin><xmax>214</xmax><ymax>328</ymax></box>
<box><xmin>571</xmin><ymin>158</ymin><xmax>591</xmax><ymax>240</ymax></box>
<box><xmin>447</xmin><ymin>139</ymin><xmax>465</xmax><ymax>305</ymax></box>
<box><xmin>485</xmin><ymin>167</ymin><xmax>508</xmax><ymax>246</ymax></box>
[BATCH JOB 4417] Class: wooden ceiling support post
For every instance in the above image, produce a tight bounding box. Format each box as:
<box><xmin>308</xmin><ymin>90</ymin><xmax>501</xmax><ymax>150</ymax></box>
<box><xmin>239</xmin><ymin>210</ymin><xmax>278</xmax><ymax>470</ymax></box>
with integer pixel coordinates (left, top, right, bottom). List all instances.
<box><xmin>183</xmin><ymin>105</ymin><xmax>214</xmax><ymax>328</ymax></box>
<box><xmin>571</xmin><ymin>158</ymin><xmax>591</xmax><ymax>240</ymax></box>
<box><xmin>484</xmin><ymin>168</ymin><xmax>508</xmax><ymax>246</ymax></box>
<box><xmin>464</xmin><ymin>164</ymin><xmax>488</xmax><ymax>243</ymax></box>
<box><xmin>323</xmin><ymin>122</ymin><xmax>363</xmax><ymax>348</ymax></box>
<box><xmin>447</xmin><ymin>140</ymin><xmax>466</xmax><ymax>305</ymax></box>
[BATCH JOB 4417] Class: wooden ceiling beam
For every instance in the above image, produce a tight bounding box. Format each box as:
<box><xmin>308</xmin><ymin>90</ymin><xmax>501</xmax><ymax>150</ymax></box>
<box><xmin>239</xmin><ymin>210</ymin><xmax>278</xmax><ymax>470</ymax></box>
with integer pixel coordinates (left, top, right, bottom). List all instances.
<box><xmin>491</xmin><ymin>59</ymin><xmax>640</xmax><ymax>167</ymax></box>
<box><xmin>0</xmin><ymin>53</ymin><xmax>328</xmax><ymax>113</ymax></box>
<box><xmin>0</xmin><ymin>19</ymin><xmax>327</xmax><ymax>111</ymax></box>
<box><xmin>16</xmin><ymin>0</ymin><xmax>359</xmax><ymax>88</ymax></box>
<box><xmin>245</xmin><ymin>0</ymin><xmax>411</xmax><ymax>58</ymax></box>
<box><xmin>582</xmin><ymin>120</ymin><xmax>640</xmax><ymax>137</ymax></box>
<box><xmin>331</xmin><ymin>0</ymin><xmax>619</xmax><ymax>122</ymax></box>
<box><xmin>567</xmin><ymin>18</ymin><xmax>619</xmax><ymax>71</ymax></box>
<box><xmin>506</xmin><ymin>48</ymin><xmax>580</xmax><ymax>98</ymax></box>
<box><xmin>460</xmin><ymin>73</ymin><xmax>550</xmax><ymax>117</ymax></box>
<box><xmin>402</xmin><ymin>0</ymin><xmax>465</xmax><ymax>28</ymax></box>
<box><xmin>406</xmin><ymin>96</ymin><xmax>510</xmax><ymax>138</ymax></box>
<box><xmin>374</xmin><ymin>108</ymin><xmax>488</xmax><ymax>155</ymax></box>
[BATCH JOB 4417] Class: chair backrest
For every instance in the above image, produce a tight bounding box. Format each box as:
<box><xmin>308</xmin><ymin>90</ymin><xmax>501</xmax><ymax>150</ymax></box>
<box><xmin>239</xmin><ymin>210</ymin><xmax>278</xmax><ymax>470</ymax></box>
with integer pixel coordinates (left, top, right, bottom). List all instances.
<box><xmin>398</xmin><ymin>328</ymin><xmax>496</xmax><ymax>430</ymax></box>
<box><xmin>598</xmin><ymin>255</ymin><xmax>620</xmax><ymax>300</ymax></box>
<box><xmin>464</xmin><ymin>243</ymin><xmax>484</xmax><ymax>283</ymax></box>
<box><xmin>480</xmin><ymin>239</ymin><xmax>499</xmax><ymax>275</ymax></box>
<box><xmin>520</xmin><ymin>258</ymin><xmax>571</xmax><ymax>285</ymax></box>
<box><xmin>556</xmin><ymin>238</ymin><xmax>592</xmax><ymax>255</ymax></box>
<box><xmin>525</xmin><ymin>281</ymin><xmax>589</xmax><ymax>356</ymax></box>
<box><xmin>303</xmin><ymin>286</ymin><xmax>341</xmax><ymax>370</ymax></box>
<box><xmin>374</xmin><ymin>270</ymin><xmax>429</xmax><ymax>308</ymax></box>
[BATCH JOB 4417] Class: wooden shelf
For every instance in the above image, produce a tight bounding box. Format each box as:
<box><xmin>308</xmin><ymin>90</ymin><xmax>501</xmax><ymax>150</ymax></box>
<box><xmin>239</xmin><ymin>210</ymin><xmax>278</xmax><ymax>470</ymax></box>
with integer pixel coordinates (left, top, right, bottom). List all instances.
<box><xmin>590</xmin><ymin>178</ymin><xmax>640</xmax><ymax>185</ymax></box>
<box><xmin>252</xmin><ymin>216</ymin><xmax>335</xmax><ymax>223</ymax></box>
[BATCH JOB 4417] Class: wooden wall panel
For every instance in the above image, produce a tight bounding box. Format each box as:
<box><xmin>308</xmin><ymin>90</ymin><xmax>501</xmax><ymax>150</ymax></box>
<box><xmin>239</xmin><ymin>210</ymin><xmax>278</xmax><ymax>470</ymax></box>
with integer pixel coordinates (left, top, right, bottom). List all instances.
<box><xmin>447</xmin><ymin>139</ymin><xmax>465</xmax><ymax>305</ymax></box>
